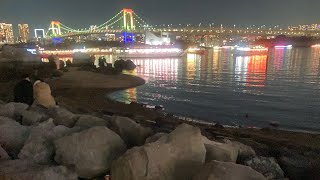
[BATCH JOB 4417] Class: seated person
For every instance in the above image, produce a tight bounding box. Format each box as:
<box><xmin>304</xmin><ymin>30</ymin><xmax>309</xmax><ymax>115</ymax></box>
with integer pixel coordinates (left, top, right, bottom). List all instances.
<box><xmin>14</xmin><ymin>74</ymin><xmax>33</xmax><ymax>106</ymax></box>
<box><xmin>33</xmin><ymin>79</ymin><xmax>56</xmax><ymax>108</ymax></box>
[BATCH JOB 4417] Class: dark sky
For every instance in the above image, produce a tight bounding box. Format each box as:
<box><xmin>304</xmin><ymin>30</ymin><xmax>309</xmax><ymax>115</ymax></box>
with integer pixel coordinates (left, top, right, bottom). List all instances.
<box><xmin>0</xmin><ymin>0</ymin><xmax>319</xmax><ymax>31</ymax></box>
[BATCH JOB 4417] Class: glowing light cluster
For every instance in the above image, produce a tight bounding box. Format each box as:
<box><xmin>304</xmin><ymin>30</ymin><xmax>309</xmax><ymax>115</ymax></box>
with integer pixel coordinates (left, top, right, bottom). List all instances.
<box><xmin>275</xmin><ymin>45</ymin><xmax>293</xmax><ymax>49</ymax></box>
<box><xmin>123</xmin><ymin>48</ymin><xmax>182</xmax><ymax>54</ymax></box>
<box><xmin>41</xmin><ymin>48</ymin><xmax>113</xmax><ymax>55</ymax></box>
<box><xmin>236</xmin><ymin>46</ymin><xmax>268</xmax><ymax>51</ymax></box>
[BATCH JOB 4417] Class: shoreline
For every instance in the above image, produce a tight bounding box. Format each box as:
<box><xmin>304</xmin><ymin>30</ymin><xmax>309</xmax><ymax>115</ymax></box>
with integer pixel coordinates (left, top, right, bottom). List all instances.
<box><xmin>1</xmin><ymin>67</ymin><xmax>320</xmax><ymax>149</ymax></box>
<box><xmin>46</xmin><ymin>69</ymin><xmax>320</xmax><ymax>150</ymax></box>
<box><xmin>0</xmin><ymin>66</ymin><xmax>320</xmax><ymax>179</ymax></box>
<box><xmin>108</xmin><ymin>89</ymin><xmax>320</xmax><ymax>135</ymax></box>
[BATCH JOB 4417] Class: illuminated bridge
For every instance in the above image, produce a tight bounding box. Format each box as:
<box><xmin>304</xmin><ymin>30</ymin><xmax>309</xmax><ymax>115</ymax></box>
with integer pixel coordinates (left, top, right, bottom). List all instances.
<box><xmin>45</xmin><ymin>8</ymin><xmax>320</xmax><ymax>38</ymax></box>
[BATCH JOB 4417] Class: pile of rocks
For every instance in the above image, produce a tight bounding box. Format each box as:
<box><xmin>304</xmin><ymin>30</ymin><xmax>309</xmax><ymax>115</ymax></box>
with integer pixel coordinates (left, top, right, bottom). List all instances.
<box><xmin>0</xmin><ymin>102</ymin><xmax>290</xmax><ymax>180</ymax></box>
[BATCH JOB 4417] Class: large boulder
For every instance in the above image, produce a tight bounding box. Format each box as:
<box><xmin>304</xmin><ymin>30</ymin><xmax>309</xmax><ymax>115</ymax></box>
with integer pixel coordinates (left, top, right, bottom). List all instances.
<box><xmin>0</xmin><ymin>145</ymin><xmax>10</xmax><ymax>160</ymax></box>
<box><xmin>0</xmin><ymin>160</ymin><xmax>77</xmax><ymax>180</ymax></box>
<box><xmin>111</xmin><ymin>116</ymin><xmax>153</xmax><ymax>147</ymax></box>
<box><xmin>0</xmin><ymin>116</ymin><xmax>30</xmax><ymax>157</ymax></box>
<box><xmin>224</xmin><ymin>139</ymin><xmax>256</xmax><ymax>161</ymax></box>
<box><xmin>0</xmin><ymin>102</ymin><xmax>29</xmax><ymax>120</ymax></box>
<box><xmin>192</xmin><ymin>160</ymin><xmax>267</xmax><ymax>180</ymax></box>
<box><xmin>203</xmin><ymin>136</ymin><xmax>238</xmax><ymax>163</ymax></box>
<box><xmin>74</xmin><ymin>115</ymin><xmax>109</xmax><ymax>130</ymax></box>
<box><xmin>278</xmin><ymin>155</ymin><xmax>320</xmax><ymax>180</ymax></box>
<box><xmin>18</xmin><ymin>119</ymin><xmax>81</xmax><ymax>164</ymax></box>
<box><xmin>54</xmin><ymin>126</ymin><xmax>126</xmax><ymax>179</ymax></box>
<box><xmin>244</xmin><ymin>156</ymin><xmax>284</xmax><ymax>180</ymax></box>
<box><xmin>0</xmin><ymin>100</ymin><xmax>5</xmax><ymax>105</ymax></box>
<box><xmin>48</xmin><ymin>107</ymin><xmax>78</xmax><ymax>128</ymax></box>
<box><xmin>111</xmin><ymin>124</ymin><xmax>206</xmax><ymax>180</ymax></box>
<box><xmin>145</xmin><ymin>132</ymin><xmax>168</xmax><ymax>144</ymax></box>
<box><xmin>21</xmin><ymin>110</ymin><xmax>49</xmax><ymax>126</ymax></box>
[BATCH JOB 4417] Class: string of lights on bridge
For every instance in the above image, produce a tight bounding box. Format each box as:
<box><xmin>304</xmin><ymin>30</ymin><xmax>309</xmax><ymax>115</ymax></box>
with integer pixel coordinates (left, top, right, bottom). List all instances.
<box><xmin>46</xmin><ymin>9</ymin><xmax>150</xmax><ymax>37</ymax></box>
<box><xmin>40</xmin><ymin>8</ymin><xmax>320</xmax><ymax>39</ymax></box>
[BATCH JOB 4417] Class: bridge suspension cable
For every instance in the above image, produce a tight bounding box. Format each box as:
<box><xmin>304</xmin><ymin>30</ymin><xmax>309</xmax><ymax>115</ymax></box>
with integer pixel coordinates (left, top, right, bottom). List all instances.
<box><xmin>133</xmin><ymin>12</ymin><xmax>149</xmax><ymax>27</ymax></box>
<box><xmin>95</xmin><ymin>10</ymin><xmax>124</xmax><ymax>30</ymax></box>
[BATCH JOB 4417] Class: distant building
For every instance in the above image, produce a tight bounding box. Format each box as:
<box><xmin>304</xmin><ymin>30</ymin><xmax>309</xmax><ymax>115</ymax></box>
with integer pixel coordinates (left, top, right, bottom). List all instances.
<box><xmin>145</xmin><ymin>31</ymin><xmax>170</xmax><ymax>45</ymax></box>
<box><xmin>18</xmin><ymin>24</ymin><xmax>30</xmax><ymax>43</ymax></box>
<box><xmin>0</xmin><ymin>23</ymin><xmax>14</xmax><ymax>44</ymax></box>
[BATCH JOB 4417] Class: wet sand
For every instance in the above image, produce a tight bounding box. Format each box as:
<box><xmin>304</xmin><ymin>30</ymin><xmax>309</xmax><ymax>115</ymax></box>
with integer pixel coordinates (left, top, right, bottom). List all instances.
<box><xmin>48</xmin><ymin>68</ymin><xmax>161</xmax><ymax>119</ymax></box>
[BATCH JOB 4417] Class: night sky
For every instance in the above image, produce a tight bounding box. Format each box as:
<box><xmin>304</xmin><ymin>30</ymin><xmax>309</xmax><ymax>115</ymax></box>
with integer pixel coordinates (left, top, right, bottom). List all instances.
<box><xmin>0</xmin><ymin>0</ymin><xmax>319</xmax><ymax>30</ymax></box>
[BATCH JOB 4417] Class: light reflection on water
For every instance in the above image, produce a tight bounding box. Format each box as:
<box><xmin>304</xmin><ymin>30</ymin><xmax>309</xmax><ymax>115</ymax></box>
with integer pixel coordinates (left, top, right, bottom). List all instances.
<box><xmin>109</xmin><ymin>48</ymin><xmax>320</xmax><ymax>131</ymax></box>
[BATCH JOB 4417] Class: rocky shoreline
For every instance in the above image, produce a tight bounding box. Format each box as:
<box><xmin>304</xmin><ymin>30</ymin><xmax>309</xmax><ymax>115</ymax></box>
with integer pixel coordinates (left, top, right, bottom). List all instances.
<box><xmin>0</xmin><ymin>66</ymin><xmax>319</xmax><ymax>180</ymax></box>
<box><xmin>0</xmin><ymin>100</ymin><xmax>319</xmax><ymax>180</ymax></box>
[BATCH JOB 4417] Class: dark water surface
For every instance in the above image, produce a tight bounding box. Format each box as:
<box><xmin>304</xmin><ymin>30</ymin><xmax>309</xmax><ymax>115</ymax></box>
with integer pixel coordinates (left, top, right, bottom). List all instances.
<box><xmin>109</xmin><ymin>47</ymin><xmax>320</xmax><ymax>132</ymax></box>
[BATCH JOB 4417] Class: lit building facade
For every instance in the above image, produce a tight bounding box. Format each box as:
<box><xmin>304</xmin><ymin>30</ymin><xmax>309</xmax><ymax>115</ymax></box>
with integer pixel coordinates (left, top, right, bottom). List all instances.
<box><xmin>0</xmin><ymin>23</ymin><xmax>14</xmax><ymax>44</ymax></box>
<box><xmin>18</xmin><ymin>24</ymin><xmax>30</xmax><ymax>43</ymax></box>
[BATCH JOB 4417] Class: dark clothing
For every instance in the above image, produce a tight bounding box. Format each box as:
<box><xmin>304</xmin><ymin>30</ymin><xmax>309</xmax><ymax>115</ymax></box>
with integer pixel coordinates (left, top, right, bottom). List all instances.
<box><xmin>14</xmin><ymin>79</ymin><xmax>33</xmax><ymax>106</ymax></box>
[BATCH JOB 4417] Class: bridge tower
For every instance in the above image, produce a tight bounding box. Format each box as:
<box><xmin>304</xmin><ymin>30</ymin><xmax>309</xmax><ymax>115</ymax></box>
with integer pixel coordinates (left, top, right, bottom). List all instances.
<box><xmin>122</xmin><ymin>8</ymin><xmax>135</xmax><ymax>31</ymax></box>
<box><xmin>49</xmin><ymin>21</ymin><xmax>61</xmax><ymax>36</ymax></box>
<box><xmin>122</xmin><ymin>8</ymin><xmax>135</xmax><ymax>44</ymax></box>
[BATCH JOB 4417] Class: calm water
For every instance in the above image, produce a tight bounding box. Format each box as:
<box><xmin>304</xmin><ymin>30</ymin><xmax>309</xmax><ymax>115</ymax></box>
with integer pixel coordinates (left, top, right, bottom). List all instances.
<box><xmin>109</xmin><ymin>47</ymin><xmax>320</xmax><ymax>132</ymax></box>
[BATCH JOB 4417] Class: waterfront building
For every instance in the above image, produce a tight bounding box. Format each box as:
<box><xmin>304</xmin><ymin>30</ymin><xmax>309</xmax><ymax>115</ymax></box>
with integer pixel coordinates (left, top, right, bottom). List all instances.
<box><xmin>0</xmin><ymin>23</ymin><xmax>14</xmax><ymax>44</ymax></box>
<box><xmin>18</xmin><ymin>24</ymin><xmax>30</xmax><ymax>43</ymax></box>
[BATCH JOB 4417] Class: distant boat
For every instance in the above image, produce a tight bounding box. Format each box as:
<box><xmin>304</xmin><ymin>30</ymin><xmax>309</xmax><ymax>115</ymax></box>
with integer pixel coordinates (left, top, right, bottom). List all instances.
<box><xmin>116</xmin><ymin>47</ymin><xmax>184</xmax><ymax>58</ymax></box>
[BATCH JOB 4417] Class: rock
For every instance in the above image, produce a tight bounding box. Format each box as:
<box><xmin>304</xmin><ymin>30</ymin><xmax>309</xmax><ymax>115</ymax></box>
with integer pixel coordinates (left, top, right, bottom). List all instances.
<box><xmin>18</xmin><ymin>119</ymin><xmax>81</xmax><ymax>164</ymax></box>
<box><xmin>18</xmin><ymin>137</ymin><xmax>53</xmax><ymax>164</ymax></box>
<box><xmin>145</xmin><ymin>132</ymin><xmax>168</xmax><ymax>144</ymax></box>
<box><xmin>192</xmin><ymin>160</ymin><xmax>267</xmax><ymax>180</ymax></box>
<box><xmin>48</xmin><ymin>107</ymin><xmax>78</xmax><ymax>128</ymax></box>
<box><xmin>111</xmin><ymin>124</ymin><xmax>206</xmax><ymax>180</ymax></box>
<box><xmin>224</xmin><ymin>139</ymin><xmax>256</xmax><ymax>161</ymax></box>
<box><xmin>111</xmin><ymin>116</ymin><xmax>153</xmax><ymax>147</ymax></box>
<box><xmin>203</xmin><ymin>136</ymin><xmax>238</xmax><ymax>163</ymax></box>
<box><xmin>114</xmin><ymin>59</ymin><xmax>126</xmax><ymax>70</ymax></box>
<box><xmin>75</xmin><ymin>115</ymin><xmax>109</xmax><ymax>129</ymax></box>
<box><xmin>0</xmin><ymin>160</ymin><xmax>78</xmax><ymax>180</ymax></box>
<box><xmin>0</xmin><ymin>116</ymin><xmax>30</xmax><ymax>157</ymax></box>
<box><xmin>0</xmin><ymin>102</ymin><xmax>29</xmax><ymax>120</ymax></box>
<box><xmin>0</xmin><ymin>100</ymin><xmax>5</xmax><ymax>105</ymax></box>
<box><xmin>244</xmin><ymin>156</ymin><xmax>284</xmax><ymax>179</ymax></box>
<box><xmin>125</xmin><ymin>60</ymin><xmax>136</xmax><ymax>70</ymax></box>
<box><xmin>54</xmin><ymin>127</ymin><xmax>126</xmax><ymax>178</ymax></box>
<box><xmin>0</xmin><ymin>145</ymin><xmax>10</xmax><ymax>160</ymax></box>
<box><xmin>278</xmin><ymin>155</ymin><xmax>320</xmax><ymax>180</ymax></box>
<box><xmin>21</xmin><ymin>110</ymin><xmax>49</xmax><ymax>126</ymax></box>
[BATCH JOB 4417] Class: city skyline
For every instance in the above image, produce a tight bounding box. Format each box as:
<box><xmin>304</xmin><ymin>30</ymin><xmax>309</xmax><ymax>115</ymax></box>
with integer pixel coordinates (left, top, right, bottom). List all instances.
<box><xmin>0</xmin><ymin>0</ymin><xmax>320</xmax><ymax>30</ymax></box>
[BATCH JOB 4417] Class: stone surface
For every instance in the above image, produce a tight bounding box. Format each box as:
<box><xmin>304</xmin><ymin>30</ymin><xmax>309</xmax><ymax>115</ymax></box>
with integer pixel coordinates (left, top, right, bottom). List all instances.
<box><xmin>192</xmin><ymin>160</ymin><xmax>267</xmax><ymax>180</ymax></box>
<box><xmin>0</xmin><ymin>116</ymin><xmax>30</xmax><ymax>157</ymax></box>
<box><xmin>75</xmin><ymin>115</ymin><xmax>109</xmax><ymax>129</ymax></box>
<box><xmin>244</xmin><ymin>156</ymin><xmax>284</xmax><ymax>180</ymax></box>
<box><xmin>0</xmin><ymin>145</ymin><xmax>10</xmax><ymax>160</ymax></box>
<box><xmin>54</xmin><ymin>126</ymin><xmax>126</xmax><ymax>179</ymax></box>
<box><xmin>111</xmin><ymin>116</ymin><xmax>153</xmax><ymax>147</ymax></box>
<box><xmin>48</xmin><ymin>107</ymin><xmax>78</xmax><ymax>128</ymax></box>
<box><xmin>21</xmin><ymin>110</ymin><xmax>49</xmax><ymax>126</ymax></box>
<box><xmin>0</xmin><ymin>102</ymin><xmax>29</xmax><ymax>120</ymax></box>
<box><xmin>224</xmin><ymin>139</ymin><xmax>256</xmax><ymax>161</ymax></box>
<box><xmin>145</xmin><ymin>132</ymin><xmax>168</xmax><ymax>144</ymax></box>
<box><xmin>18</xmin><ymin>119</ymin><xmax>81</xmax><ymax>164</ymax></box>
<box><xmin>278</xmin><ymin>155</ymin><xmax>320</xmax><ymax>180</ymax></box>
<box><xmin>203</xmin><ymin>136</ymin><xmax>238</xmax><ymax>163</ymax></box>
<box><xmin>111</xmin><ymin>124</ymin><xmax>206</xmax><ymax>180</ymax></box>
<box><xmin>0</xmin><ymin>160</ymin><xmax>78</xmax><ymax>180</ymax></box>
